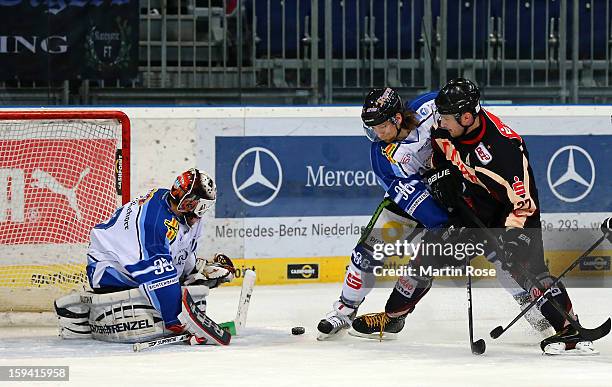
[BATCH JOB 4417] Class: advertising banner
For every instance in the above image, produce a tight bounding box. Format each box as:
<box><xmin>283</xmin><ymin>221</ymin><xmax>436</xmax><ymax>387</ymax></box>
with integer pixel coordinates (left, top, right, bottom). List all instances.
<box><xmin>0</xmin><ymin>0</ymin><xmax>139</xmax><ymax>80</ymax></box>
<box><xmin>199</xmin><ymin>107</ymin><xmax>612</xmax><ymax>284</ymax></box>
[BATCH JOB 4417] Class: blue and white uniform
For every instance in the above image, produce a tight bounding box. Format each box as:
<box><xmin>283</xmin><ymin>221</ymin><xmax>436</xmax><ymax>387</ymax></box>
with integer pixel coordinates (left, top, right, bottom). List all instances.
<box><xmin>369</xmin><ymin>91</ymin><xmax>447</xmax><ymax>228</ymax></box>
<box><xmin>86</xmin><ymin>188</ymin><xmax>204</xmax><ymax>326</ymax></box>
<box><xmin>340</xmin><ymin>92</ymin><xmax>449</xmax><ymax>307</ymax></box>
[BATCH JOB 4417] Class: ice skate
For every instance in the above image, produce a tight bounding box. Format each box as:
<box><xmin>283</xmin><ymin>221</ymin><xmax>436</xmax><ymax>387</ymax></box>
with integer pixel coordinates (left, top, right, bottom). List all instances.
<box><xmin>541</xmin><ymin>324</ymin><xmax>598</xmax><ymax>356</ymax></box>
<box><xmin>317</xmin><ymin>300</ymin><xmax>357</xmax><ymax>341</ymax></box>
<box><xmin>349</xmin><ymin>312</ymin><xmax>406</xmax><ymax>341</ymax></box>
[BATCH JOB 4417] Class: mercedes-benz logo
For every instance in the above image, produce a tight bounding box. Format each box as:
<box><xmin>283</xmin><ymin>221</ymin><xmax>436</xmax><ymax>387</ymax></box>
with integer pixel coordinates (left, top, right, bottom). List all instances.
<box><xmin>232</xmin><ymin>147</ymin><xmax>283</xmax><ymax>207</ymax></box>
<box><xmin>546</xmin><ymin>145</ymin><xmax>595</xmax><ymax>203</ymax></box>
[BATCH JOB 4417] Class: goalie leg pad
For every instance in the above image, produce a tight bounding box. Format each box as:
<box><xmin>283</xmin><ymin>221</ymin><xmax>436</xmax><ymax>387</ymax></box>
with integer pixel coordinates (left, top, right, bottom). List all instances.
<box><xmin>178</xmin><ymin>288</ymin><xmax>231</xmax><ymax>346</ymax></box>
<box><xmin>55</xmin><ymin>291</ymin><xmax>92</xmax><ymax>339</ymax></box>
<box><xmin>54</xmin><ymin>286</ymin><xmax>209</xmax><ymax>343</ymax></box>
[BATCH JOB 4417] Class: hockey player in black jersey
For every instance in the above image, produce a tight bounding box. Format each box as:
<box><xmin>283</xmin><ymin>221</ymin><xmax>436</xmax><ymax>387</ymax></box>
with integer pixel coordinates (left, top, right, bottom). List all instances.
<box><xmin>349</xmin><ymin>78</ymin><xmax>607</xmax><ymax>354</ymax></box>
<box><xmin>427</xmin><ymin>78</ymin><xmax>600</xmax><ymax>354</ymax></box>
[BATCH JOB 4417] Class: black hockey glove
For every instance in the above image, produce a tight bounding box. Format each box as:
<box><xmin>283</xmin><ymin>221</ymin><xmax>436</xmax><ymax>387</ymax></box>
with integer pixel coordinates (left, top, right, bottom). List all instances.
<box><xmin>499</xmin><ymin>228</ymin><xmax>532</xmax><ymax>272</ymax></box>
<box><xmin>431</xmin><ymin>126</ymin><xmax>454</xmax><ymax>141</ymax></box>
<box><xmin>426</xmin><ymin>165</ymin><xmax>464</xmax><ymax>209</ymax></box>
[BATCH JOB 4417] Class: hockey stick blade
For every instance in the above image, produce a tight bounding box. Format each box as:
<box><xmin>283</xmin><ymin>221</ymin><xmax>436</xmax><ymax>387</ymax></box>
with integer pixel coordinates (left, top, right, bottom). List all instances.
<box><xmin>466</xmin><ymin>260</ymin><xmax>486</xmax><ymax>355</ymax></box>
<box><xmin>133</xmin><ymin>333</ymin><xmax>190</xmax><ymax>352</ymax></box>
<box><xmin>489</xmin><ymin>233</ymin><xmax>608</xmax><ymax>340</ymax></box>
<box><xmin>490</xmin><ymin>326</ymin><xmax>504</xmax><ymax>339</ymax></box>
<box><xmin>576</xmin><ymin>317</ymin><xmax>611</xmax><ymax>342</ymax></box>
<box><xmin>471</xmin><ymin>339</ymin><xmax>486</xmax><ymax>355</ymax></box>
<box><xmin>234</xmin><ymin>269</ymin><xmax>256</xmax><ymax>333</ymax></box>
<box><xmin>455</xmin><ymin>201</ymin><xmax>611</xmax><ymax>342</ymax></box>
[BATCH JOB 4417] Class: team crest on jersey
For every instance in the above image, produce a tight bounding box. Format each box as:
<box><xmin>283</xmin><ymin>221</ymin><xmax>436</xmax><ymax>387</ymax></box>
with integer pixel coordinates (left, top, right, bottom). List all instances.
<box><xmin>164</xmin><ymin>218</ymin><xmax>179</xmax><ymax>243</ymax></box>
<box><xmin>137</xmin><ymin>189</ymin><xmax>157</xmax><ymax>206</ymax></box>
<box><xmin>512</xmin><ymin>176</ymin><xmax>526</xmax><ymax>197</ymax></box>
<box><xmin>475</xmin><ymin>142</ymin><xmax>493</xmax><ymax>165</ymax></box>
<box><xmin>382</xmin><ymin>143</ymin><xmax>399</xmax><ymax>163</ymax></box>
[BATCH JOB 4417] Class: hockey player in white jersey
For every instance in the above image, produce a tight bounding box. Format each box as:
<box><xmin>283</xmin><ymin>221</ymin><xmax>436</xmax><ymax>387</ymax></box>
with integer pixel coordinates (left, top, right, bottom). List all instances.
<box><xmin>317</xmin><ymin>88</ymin><xmax>449</xmax><ymax>339</ymax></box>
<box><xmin>55</xmin><ymin>168</ymin><xmax>235</xmax><ymax>345</ymax></box>
<box><xmin>317</xmin><ymin>88</ymin><xmax>550</xmax><ymax>340</ymax></box>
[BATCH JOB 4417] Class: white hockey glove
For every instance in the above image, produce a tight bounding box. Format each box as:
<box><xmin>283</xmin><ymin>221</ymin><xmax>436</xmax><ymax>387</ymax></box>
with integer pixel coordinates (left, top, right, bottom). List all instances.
<box><xmin>183</xmin><ymin>253</ymin><xmax>236</xmax><ymax>288</ymax></box>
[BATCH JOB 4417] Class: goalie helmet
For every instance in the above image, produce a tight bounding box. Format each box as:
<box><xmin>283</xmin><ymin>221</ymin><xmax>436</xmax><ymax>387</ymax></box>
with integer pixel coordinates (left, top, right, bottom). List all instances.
<box><xmin>170</xmin><ymin>168</ymin><xmax>216</xmax><ymax>217</ymax></box>
<box><xmin>435</xmin><ymin>78</ymin><xmax>481</xmax><ymax>118</ymax></box>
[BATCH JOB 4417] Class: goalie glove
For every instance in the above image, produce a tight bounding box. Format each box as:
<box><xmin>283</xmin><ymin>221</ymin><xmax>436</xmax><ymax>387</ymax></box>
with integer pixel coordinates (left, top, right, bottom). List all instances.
<box><xmin>183</xmin><ymin>253</ymin><xmax>236</xmax><ymax>288</ymax></box>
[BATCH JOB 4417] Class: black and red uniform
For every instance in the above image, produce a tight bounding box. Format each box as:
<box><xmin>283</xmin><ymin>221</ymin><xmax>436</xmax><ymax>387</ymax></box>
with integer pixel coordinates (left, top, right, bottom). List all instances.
<box><xmin>432</xmin><ymin>108</ymin><xmax>573</xmax><ymax>332</ymax></box>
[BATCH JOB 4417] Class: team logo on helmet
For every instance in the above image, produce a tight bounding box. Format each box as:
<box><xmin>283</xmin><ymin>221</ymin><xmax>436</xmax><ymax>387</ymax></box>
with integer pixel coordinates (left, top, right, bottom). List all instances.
<box><xmin>376</xmin><ymin>88</ymin><xmax>395</xmax><ymax>107</ymax></box>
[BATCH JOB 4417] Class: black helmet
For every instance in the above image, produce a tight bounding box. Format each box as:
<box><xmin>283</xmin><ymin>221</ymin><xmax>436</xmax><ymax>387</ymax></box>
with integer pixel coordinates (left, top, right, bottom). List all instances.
<box><xmin>435</xmin><ymin>78</ymin><xmax>481</xmax><ymax>116</ymax></box>
<box><xmin>361</xmin><ymin>87</ymin><xmax>403</xmax><ymax>127</ymax></box>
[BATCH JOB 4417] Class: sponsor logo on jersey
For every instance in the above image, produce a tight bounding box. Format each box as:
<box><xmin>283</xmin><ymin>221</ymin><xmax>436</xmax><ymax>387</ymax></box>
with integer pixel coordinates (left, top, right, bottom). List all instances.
<box><xmin>399</xmin><ymin>153</ymin><xmax>412</xmax><ymax>164</ymax></box>
<box><xmin>579</xmin><ymin>256</ymin><xmax>610</xmax><ymax>271</ymax></box>
<box><xmin>383</xmin><ymin>143</ymin><xmax>399</xmax><ymax>163</ymax></box>
<box><xmin>395</xmin><ymin>275</ymin><xmax>418</xmax><ymax>298</ymax></box>
<box><xmin>475</xmin><ymin>142</ymin><xmax>493</xmax><ymax>165</ymax></box>
<box><xmin>287</xmin><ymin>264</ymin><xmax>319</xmax><ymax>279</ymax></box>
<box><xmin>164</xmin><ymin>217</ymin><xmax>179</xmax><ymax>242</ymax></box>
<box><xmin>147</xmin><ymin>276</ymin><xmax>179</xmax><ymax>291</ymax></box>
<box><xmin>137</xmin><ymin>188</ymin><xmax>157</xmax><ymax>206</ymax></box>
<box><xmin>512</xmin><ymin>176</ymin><xmax>526</xmax><ymax>197</ymax></box>
<box><xmin>346</xmin><ymin>271</ymin><xmax>362</xmax><ymax>290</ymax></box>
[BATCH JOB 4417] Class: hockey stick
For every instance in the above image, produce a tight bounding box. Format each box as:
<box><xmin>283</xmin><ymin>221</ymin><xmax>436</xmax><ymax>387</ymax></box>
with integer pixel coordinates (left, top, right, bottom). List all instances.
<box><xmin>133</xmin><ymin>334</ymin><xmax>190</xmax><ymax>352</ymax></box>
<box><xmin>455</xmin><ymin>201</ymin><xmax>611</xmax><ymax>342</ymax></box>
<box><xmin>132</xmin><ymin>270</ymin><xmax>256</xmax><ymax>351</ymax></box>
<box><xmin>466</xmin><ymin>258</ymin><xmax>486</xmax><ymax>355</ymax></box>
<box><xmin>490</xmin><ymin>233</ymin><xmax>609</xmax><ymax>339</ymax></box>
<box><xmin>234</xmin><ymin>269</ymin><xmax>256</xmax><ymax>333</ymax></box>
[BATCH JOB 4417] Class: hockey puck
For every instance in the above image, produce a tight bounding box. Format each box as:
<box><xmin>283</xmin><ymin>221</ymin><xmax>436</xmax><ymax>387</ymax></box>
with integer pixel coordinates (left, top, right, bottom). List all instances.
<box><xmin>292</xmin><ymin>326</ymin><xmax>305</xmax><ymax>335</ymax></box>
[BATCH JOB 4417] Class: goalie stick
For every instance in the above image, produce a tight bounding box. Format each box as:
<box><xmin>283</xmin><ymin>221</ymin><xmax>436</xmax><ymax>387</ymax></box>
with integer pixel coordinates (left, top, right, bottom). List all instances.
<box><xmin>235</xmin><ymin>269</ymin><xmax>256</xmax><ymax>332</ymax></box>
<box><xmin>133</xmin><ymin>270</ymin><xmax>256</xmax><ymax>352</ymax></box>
<box><xmin>455</xmin><ymin>201</ymin><xmax>611</xmax><ymax>343</ymax></box>
<box><xmin>133</xmin><ymin>334</ymin><xmax>191</xmax><ymax>352</ymax></box>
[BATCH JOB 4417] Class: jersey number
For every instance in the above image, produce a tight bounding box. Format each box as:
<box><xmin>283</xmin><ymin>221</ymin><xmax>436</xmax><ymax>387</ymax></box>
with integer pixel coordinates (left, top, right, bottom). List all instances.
<box><xmin>153</xmin><ymin>259</ymin><xmax>175</xmax><ymax>275</ymax></box>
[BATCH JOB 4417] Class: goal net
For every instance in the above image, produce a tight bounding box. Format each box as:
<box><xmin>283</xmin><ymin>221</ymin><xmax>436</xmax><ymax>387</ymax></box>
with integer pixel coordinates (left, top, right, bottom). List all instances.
<box><xmin>0</xmin><ymin>111</ymin><xmax>130</xmax><ymax>315</ymax></box>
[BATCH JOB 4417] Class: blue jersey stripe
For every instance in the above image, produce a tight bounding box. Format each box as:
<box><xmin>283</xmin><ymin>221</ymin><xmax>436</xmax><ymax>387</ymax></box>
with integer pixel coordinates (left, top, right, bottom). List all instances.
<box><xmin>407</xmin><ymin>91</ymin><xmax>438</xmax><ymax>112</ymax></box>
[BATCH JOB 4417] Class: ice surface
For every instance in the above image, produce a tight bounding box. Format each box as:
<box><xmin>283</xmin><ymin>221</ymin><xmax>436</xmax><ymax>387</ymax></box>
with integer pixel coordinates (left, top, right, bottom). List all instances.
<box><xmin>0</xmin><ymin>282</ymin><xmax>611</xmax><ymax>387</ymax></box>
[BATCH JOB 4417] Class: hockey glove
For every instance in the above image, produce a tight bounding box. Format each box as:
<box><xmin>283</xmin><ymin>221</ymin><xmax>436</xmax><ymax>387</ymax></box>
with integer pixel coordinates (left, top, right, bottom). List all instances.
<box><xmin>426</xmin><ymin>165</ymin><xmax>464</xmax><ymax>209</ymax></box>
<box><xmin>499</xmin><ymin>228</ymin><xmax>532</xmax><ymax>272</ymax></box>
<box><xmin>183</xmin><ymin>253</ymin><xmax>236</xmax><ymax>288</ymax></box>
<box><xmin>431</xmin><ymin>126</ymin><xmax>454</xmax><ymax>141</ymax></box>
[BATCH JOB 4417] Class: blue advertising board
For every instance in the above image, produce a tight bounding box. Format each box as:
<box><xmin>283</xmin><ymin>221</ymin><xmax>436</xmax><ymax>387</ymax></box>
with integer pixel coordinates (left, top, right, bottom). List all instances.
<box><xmin>216</xmin><ymin>135</ymin><xmax>612</xmax><ymax>218</ymax></box>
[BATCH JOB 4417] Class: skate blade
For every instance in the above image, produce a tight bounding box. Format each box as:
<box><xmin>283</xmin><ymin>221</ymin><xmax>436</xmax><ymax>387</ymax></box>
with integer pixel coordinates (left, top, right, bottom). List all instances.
<box><xmin>316</xmin><ymin>328</ymin><xmax>348</xmax><ymax>341</ymax></box>
<box><xmin>543</xmin><ymin>341</ymin><xmax>599</xmax><ymax>356</ymax></box>
<box><xmin>348</xmin><ymin>329</ymin><xmax>398</xmax><ymax>341</ymax></box>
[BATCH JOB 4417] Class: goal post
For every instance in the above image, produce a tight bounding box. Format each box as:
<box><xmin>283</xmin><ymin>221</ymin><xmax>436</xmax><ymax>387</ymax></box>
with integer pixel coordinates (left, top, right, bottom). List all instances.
<box><xmin>0</xmin><ymin>110</ymin><xmax>130</xmax><ymax>315</ymax></box>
